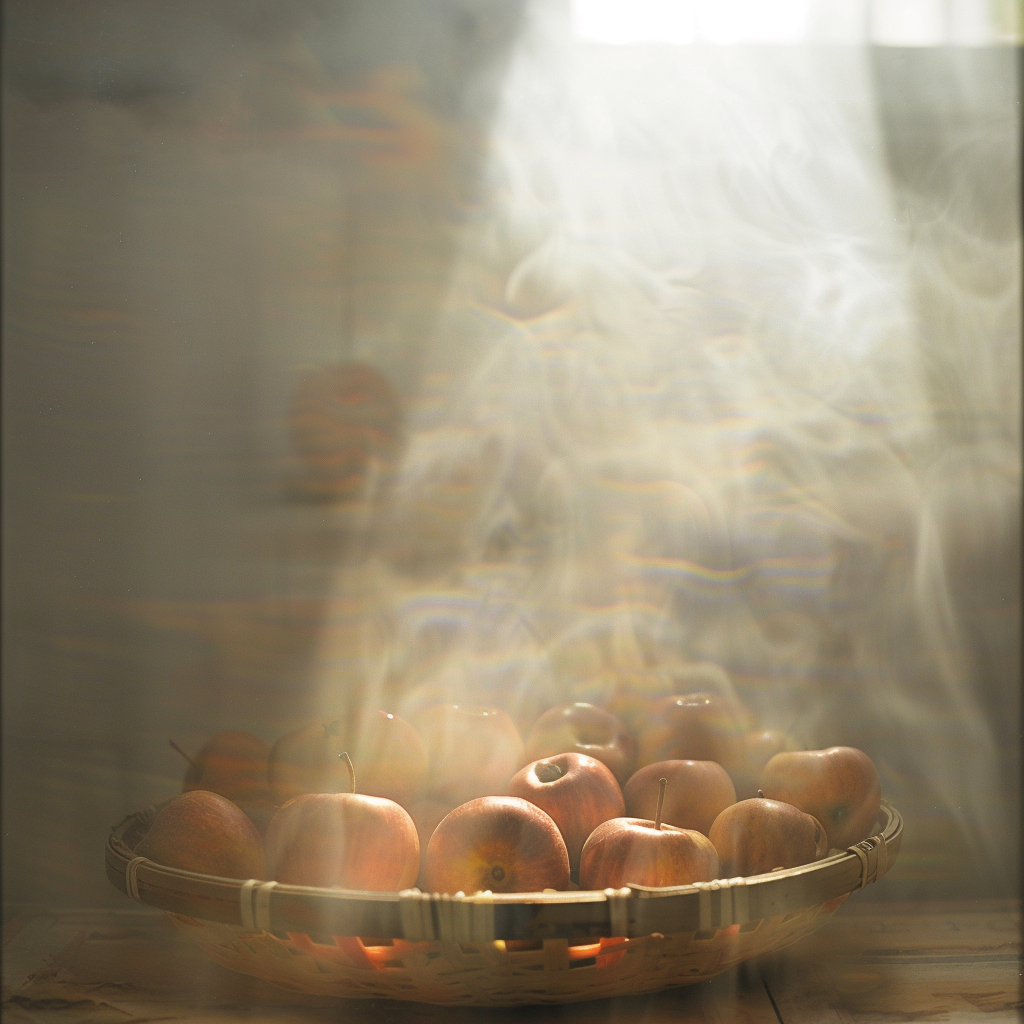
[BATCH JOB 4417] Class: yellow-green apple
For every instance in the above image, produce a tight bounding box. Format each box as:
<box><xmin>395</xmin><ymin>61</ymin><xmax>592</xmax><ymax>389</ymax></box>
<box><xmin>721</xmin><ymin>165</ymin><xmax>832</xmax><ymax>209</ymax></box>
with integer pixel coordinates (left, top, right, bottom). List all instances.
<box><xmin>578</xmin><ymin>779</ymin><xmax>719</xmax><ymax>890</ymax></box>
<box><xmin>265</xmin><ymin>781</ymin><xmax>419</xmax><ymax>891</ymax></box>
<box><xmin>172</xmin><ymin>731</ymin><xmax>270</xmax><ymax>803</ymax></box>
<box><xmin>415</xmin><ymin>705</ymin><xmax>525</xmax><ymax>805</ymax></box>
<box><xmin>758</xmin><ymin>746</ymin><xmax>881</xmax><ymax>849</ymax></box>
<box><xmin>524</xmin><ymin>703</ymin><xmax>635</xmax><ymax>784</ymax></box>
<box><xmin>731</xmin><ymin>729</ymin><xmax>799</xmax><ymax>800</ymax></box>
<box><xmin>407</xmin><ymin>797</ymin><xmax>457</xmax><ymax>887</ymax></box>
<box><xmin>708</xmin><ymin>797</ymin><xmax>828</xmax><ymax>876</ymax></box>
<box><xmin>624</xmin><ymin>760</ymin><xmax>735</xmax><ymax>836</ymax></box>
<box><xmin>423</xmin><ymin>796</ymin><xmax>570</xmax><ymax>894</ymax></box>
<box><xmin>636</xmin><ymin>692</ymin><xmax>746</xmax><ymax>774</ymax></box>
<box><xmin>136</xmin><ymin>790</ymin><xmax>265</xmax><ymax>879</ymax></box>
<box><xmin>507</xmin><ymin>753</ymin><xmax>624</xmax><ymax>874</ymax></box>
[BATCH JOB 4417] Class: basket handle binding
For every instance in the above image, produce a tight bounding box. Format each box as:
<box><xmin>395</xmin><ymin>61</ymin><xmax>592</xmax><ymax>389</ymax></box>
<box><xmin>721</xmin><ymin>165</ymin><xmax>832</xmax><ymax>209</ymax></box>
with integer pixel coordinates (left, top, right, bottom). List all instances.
<box><xmin>399</xmin><ymin>889</ymin><xmax>497</xmax><ymax>942</ymax></box>
<box><xmin>686</xmin><ymin>877</ymin><xmax>749</xmax><ymax>932</ymax></box>
<box><xmin>846</xmin><ymin>833</ymin><xmax>888</xmax><ymax>890</ymax></box>
<box><xmin>125</xmin><ymin>857</ymin><xmax>149</xmax><ymax>902</ymax></box>
<box><xmin>240</xmin><ymin>879</ymin><xmax>278</xmax><ymax>931</ymax></box>
<box><xmin>604</xmin><ymin>888</ymin><xmax>631</xmax><ymax>937</ymax></box>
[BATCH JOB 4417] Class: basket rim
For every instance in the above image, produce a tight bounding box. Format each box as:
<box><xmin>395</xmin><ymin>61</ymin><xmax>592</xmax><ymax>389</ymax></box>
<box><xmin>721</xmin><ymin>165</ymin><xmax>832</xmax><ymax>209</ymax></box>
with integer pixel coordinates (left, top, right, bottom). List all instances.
<box><xmin>107</xmin><ymin>800</ymin><xmax>901</xmax><ymax>941</ymax></box>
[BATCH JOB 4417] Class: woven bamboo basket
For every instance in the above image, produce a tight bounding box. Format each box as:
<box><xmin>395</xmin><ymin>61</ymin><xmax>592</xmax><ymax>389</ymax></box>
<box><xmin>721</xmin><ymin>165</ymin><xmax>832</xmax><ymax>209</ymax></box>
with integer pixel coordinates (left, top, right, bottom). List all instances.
<box><xmin>106</xmin><ymin>800</ymin><xmax>901</xmax><ymax>1006</ymax></box>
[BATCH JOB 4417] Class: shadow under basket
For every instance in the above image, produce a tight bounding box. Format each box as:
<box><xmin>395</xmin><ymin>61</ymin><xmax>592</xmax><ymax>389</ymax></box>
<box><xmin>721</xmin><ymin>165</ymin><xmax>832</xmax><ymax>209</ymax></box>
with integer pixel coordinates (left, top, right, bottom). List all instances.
<box><xmin>106</xmin><ymin>801</ymin><xmax>902</xmax><ymax>1006</ymax></box>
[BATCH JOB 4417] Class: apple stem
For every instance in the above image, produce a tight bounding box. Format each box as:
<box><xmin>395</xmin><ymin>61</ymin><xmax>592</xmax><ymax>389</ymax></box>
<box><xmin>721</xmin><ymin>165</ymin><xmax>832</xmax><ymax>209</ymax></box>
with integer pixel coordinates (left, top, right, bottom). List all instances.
<box><xmin>654</xmin><ymin>777</ymin><xmax>668</xmax><ymax>831</ymax></box>
<box><xmin>535</xmin><ymin>762</ymin><xmax>564</xmax><ymax>783</ymax></box>
<box><xmin>169</xmin><ymin>739</ymin><xmax>201</xmax><ymax>772</ymax></box>
<box><xmin>339</xmin><ymin>751</ymin><xmax>356</xmax><ymax>794</ymax></box>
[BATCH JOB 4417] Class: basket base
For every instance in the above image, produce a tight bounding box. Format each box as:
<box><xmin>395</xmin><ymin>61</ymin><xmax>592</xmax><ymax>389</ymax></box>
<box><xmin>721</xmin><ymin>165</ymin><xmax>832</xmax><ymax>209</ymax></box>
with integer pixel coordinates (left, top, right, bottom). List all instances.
<box><xmin>168</xmin><ymin>896</ymin><xmax>848</xmax><ymax>1007</ymax></box>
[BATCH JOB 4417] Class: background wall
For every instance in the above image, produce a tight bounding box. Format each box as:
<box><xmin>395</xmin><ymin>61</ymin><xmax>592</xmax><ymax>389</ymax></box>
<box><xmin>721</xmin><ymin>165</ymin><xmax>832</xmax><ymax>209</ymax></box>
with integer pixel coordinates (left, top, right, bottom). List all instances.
<box><xmin>3</xmin><ymin>1</ymin><xmax>1019</xmax><ymax>913</ymax></box>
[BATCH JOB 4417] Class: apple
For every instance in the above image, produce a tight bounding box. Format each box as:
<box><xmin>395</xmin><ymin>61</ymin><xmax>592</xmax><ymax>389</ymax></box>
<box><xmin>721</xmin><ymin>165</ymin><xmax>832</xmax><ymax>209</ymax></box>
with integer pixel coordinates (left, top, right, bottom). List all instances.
<box><xmin>708</xmin><ymin>797</ymin><xmax>828</xmax><ymax>876</ymax></box>
<box><xmin>172</xmin><ymin>731</ymin><xmax>270</xmax><ymax>803</ymax></box>
<box><xmin>136</xmin><ymin>790</ymin><xmax>265</xmax><ymax>879</ymax></box>
<box><xmin>264</xmin><ymin>755</ymin><xmax>419</xmax><ymax>891</ymax></box>
<box><xmin>267</xmin><ymin>719</ymin><xmax>348</xmax><ymax>805</ymax></box>
<box><xmin>758</xmin><ymin>746</ymin><xmax>881</xmax><ymax>850</ymax></box>
<box><xmin>423</xmin><ymin>796</ymin><xmax>570</xmax><ymax>894</ymax></box>
<box><xmin>335</xmin><ymin>710</ymin><xmax>428</xmax><ymax>807</ymax></box>
<box><xmin>731</xmin><ymin>729</ymin><xmax>799</xmax><ymax>800</ymax></box>
<box><xmin>636</xmin><ymin>692</ymin><xmax>746</xmax><ymax>774</ymax></box>
<box><xmin>406</xmin><ymin>798</ymin><xmax>457</xmax><ymax>887</ymax></box>
<box><xmin>578</xmin><ymin>778</ymin><xmax>718</xmax><ymax>890</ymax></box>
<box><xmin>267</xmin><ymin>710</ymin><xmax>427</xmax><ymax>807</ymax></box>
<box><xmin>507</xmin><ymin>753</ymin><xmax>624</xmax><ymax>874</ymax></box>
<box><xmin>661</xmin><ymin>662</ymin><xmax>755</xmax><ymax>732</ymax></box>
<box><xmin>624</xmin><ymin>760</ymin><xmax>735</xmax><ymax>836</ymax></box>
<box><xmin>524</xmin><ymin>704</ymin><xmax>635</xmax><ymax>784</ymax></box>
<box><xmin>415</xmin><ymin>705</ymin><xmax>525</xmax><ymax>805</ymax></box>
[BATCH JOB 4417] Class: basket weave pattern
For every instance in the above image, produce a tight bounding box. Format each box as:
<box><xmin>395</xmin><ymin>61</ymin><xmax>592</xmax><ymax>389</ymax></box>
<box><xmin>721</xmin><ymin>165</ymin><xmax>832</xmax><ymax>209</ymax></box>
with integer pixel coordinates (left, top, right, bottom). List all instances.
<box><xmin>166</xmin><ymin>897</ymin><xmax>846</xmax><ymax>1005</ymax></box>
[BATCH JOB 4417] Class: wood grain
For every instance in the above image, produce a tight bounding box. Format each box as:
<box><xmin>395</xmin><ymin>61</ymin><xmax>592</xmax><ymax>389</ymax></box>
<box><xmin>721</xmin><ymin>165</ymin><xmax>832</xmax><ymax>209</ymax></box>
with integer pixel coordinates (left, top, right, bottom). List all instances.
<box><xmin>4</xmin><ymin>902</ymin><xmax>1019</xmax><ymax>1021</ymax></box>
<box><xmin>762</xmin><ymin>900</ymin><xmax>1021</xmax><ymax>1022</ymax></box>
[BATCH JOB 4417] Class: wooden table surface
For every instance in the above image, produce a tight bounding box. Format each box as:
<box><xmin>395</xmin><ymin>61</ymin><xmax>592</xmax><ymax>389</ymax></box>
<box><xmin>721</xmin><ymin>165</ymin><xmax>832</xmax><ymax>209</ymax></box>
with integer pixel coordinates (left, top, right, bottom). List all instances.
<box><xmin>3</xmin><ymin>900</ymin><xmax>1019</xmax><ymax>1023</ymax></box>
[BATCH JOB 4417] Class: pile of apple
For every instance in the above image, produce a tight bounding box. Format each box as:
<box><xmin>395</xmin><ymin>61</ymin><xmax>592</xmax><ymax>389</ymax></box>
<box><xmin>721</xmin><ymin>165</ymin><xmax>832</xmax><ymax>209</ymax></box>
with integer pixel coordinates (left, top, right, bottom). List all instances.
<box><xmin>138</xmin><ymin>694</ymin><xmax>882</xmax><ymax>896</ymax></box>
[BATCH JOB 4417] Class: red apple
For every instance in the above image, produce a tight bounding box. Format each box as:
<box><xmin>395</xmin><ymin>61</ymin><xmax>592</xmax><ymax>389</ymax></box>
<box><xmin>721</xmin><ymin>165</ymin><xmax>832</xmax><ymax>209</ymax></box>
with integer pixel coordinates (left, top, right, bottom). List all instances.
<box><xmin>136</xmin><ymin>791</ymin><xmax>264</xmax><ymax>879</ymax></box>
<box><xmin>267</xmin><ymin>710</ymin><xmax>427</xmax><ymax>808</ymax></box>
<box><xmin>661</xmin><ymin>662</ymin><xmax>756</xmax><ymax>732</ymax></box>
<box><xmin>624</xmin><ymin>760</ymin><xmax>735</xmax><ymax>836</ymax></box>
<box><xmin>508</xmin><ymin>753</ymin><xmax>624</xmax><ymax>874</ymax></box>
<box><xmin>333</xmin><ymin>710</ymin><xmax>428</xmax><ymax>807</ymax></box>
<box><xmin>758</xmin><ymin>746</ymin><xmax>881</xmax><ymax>850</ymax></box>
<box><xmin>173</xmin><ymin>731</ymin><xmax>270</xmax><ymax>803</ymax></box>
<box><xmin>636</xmin><ymin>692</ymin><xmax>746</xmax><ymax>774</ymax></box>
<box><xmin>524</xmin><ymin>703</ymin><xmax>635</xmax><ymax>784</ymax></box>
<box><xmin>267</xmin><ymin>719</ymin><xmax>348</xmax><ymax>805</ymax></box>
<box><xmin>423</xmin><ymin>796</ymin><xmax>570</xmax><ymax>894</ymax></box>
<box><xmin>265</xmin><ymin>791</ymin><xmax>419</xmax><ymax>891</ymax></box>
<box><xmin>731</xmin><ymin>729</ymin><xmax>798</xmax><ymax>800</ymax></box>
<box><xmin>415</xmin><ymin>705</ymin><xmax>525</xmax><ymax>805</ymax></box>
<box><xmin>579</xmin><ymin>818</ymin><xmax>719</xmax><ymax>890</ymax></box>
<box><xmin>708</xmin><ymin>797</ymin><xmax>828</xmax><ymax>876</ymax></box>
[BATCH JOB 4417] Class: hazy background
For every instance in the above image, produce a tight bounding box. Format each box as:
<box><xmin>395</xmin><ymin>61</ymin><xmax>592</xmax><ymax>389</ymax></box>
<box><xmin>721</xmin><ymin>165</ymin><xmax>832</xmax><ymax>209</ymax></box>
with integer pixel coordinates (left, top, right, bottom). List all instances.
<box><xmin>3</xmin><ymin>0</ymin><xmax>1019</xmax><ymax>913</ymax></box>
